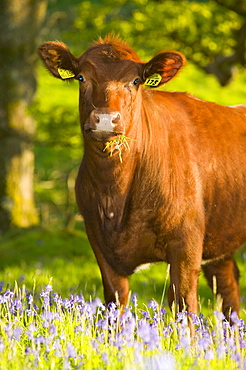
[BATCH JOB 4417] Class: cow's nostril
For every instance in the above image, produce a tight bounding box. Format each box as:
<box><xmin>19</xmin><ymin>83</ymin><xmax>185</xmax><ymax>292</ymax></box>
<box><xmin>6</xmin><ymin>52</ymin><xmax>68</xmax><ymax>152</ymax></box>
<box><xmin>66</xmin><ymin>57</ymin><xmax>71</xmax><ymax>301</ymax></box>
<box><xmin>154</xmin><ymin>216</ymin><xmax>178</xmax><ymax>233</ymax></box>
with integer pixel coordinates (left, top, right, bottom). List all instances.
<box><xmin>94</xmin><ymin>114</ymin><xmax>100</xmax><ymax>123</ymax></box>
<box><xmin>112</xmin><ymin>113</ymin><xmax>121</xmax><ymax>124</ymax></box>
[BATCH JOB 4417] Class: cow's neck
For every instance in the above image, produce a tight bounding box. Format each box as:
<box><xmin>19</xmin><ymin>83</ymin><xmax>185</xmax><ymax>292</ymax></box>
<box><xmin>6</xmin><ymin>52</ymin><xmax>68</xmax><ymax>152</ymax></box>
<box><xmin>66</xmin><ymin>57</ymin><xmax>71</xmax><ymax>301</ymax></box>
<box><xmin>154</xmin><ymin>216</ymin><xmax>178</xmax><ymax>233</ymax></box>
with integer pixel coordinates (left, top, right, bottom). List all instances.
<box><xmin>84</xmin><ymin>135</ymin><xmax>138</xmax><ymax>193</ymax></box>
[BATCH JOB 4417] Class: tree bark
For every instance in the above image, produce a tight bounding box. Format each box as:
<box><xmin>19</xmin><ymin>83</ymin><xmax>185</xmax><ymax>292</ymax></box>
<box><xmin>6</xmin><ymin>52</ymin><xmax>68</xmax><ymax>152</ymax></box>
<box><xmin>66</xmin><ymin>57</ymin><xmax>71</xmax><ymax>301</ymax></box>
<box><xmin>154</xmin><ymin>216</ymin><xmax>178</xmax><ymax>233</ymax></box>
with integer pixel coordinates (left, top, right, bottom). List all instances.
<box><xmin>0</xmin><ymin>0</ymin><xmax>47</xmax><ymax>232</ymax></box>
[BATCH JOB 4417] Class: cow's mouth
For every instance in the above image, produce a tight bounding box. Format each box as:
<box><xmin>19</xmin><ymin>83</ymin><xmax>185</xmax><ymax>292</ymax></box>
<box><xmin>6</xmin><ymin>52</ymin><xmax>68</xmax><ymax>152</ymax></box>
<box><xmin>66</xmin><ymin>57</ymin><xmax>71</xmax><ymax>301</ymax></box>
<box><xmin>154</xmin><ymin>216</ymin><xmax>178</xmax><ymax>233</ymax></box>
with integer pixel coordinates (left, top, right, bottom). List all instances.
<box><xmin>85</xmin><ymin>128</ymin><xmax>123</xmax><ymax>141</ymax></box>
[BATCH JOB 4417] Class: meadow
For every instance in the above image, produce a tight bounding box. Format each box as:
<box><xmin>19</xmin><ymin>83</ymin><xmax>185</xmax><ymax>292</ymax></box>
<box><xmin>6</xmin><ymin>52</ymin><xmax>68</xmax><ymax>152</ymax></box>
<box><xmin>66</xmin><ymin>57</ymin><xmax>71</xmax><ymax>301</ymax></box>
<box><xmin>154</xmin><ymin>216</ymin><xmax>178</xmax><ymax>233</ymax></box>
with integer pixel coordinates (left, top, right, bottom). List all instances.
<box><xmin>0</xmin><ymin>37</ymin><xmax>246</xmax><ymax>368</ymax></box>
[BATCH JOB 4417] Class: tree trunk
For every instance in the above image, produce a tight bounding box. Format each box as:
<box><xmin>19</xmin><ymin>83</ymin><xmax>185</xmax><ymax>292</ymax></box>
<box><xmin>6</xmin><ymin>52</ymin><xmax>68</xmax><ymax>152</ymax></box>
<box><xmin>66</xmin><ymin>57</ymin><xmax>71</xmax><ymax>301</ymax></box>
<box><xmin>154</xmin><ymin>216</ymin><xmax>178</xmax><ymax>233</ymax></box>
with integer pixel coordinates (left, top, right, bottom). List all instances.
<box><xmin>0</xmin><ymin>0</ymin><xmax>47</xmax><ymax>232</ymax></box>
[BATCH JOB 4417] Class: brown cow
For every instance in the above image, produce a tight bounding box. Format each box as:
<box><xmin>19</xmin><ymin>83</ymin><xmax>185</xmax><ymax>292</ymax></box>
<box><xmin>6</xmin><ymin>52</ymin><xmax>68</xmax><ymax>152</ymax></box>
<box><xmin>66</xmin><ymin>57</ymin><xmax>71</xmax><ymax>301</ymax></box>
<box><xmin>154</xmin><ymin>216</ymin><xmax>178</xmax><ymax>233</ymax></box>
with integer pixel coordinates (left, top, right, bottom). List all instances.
<box><xmin>38</xmin><ymin>35</ymin><xmax>246</xmax><ymax>325</ymax></box>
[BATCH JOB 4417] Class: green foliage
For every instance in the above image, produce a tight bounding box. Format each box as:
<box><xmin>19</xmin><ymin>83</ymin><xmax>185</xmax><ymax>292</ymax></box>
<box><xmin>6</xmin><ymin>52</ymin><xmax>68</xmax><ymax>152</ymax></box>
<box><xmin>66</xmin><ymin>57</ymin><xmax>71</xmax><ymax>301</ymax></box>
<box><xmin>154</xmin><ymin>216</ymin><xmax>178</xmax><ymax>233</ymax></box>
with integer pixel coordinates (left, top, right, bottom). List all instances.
<box><xmin>69</xmin><ymin>0</ymin><xmax>241</xmax><ymax>64</ymax></box>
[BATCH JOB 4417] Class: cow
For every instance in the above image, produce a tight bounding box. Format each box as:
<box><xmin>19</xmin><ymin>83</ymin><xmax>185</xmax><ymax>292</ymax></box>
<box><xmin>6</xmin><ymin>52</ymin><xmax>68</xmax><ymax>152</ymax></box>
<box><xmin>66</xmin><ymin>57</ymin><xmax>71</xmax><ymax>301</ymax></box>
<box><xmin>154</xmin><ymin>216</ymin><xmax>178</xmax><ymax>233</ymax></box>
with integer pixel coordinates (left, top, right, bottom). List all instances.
<box><xmin>38</xmin><ymin>35</ymin><xmax>246</xmax><ymax>328</ymax></box>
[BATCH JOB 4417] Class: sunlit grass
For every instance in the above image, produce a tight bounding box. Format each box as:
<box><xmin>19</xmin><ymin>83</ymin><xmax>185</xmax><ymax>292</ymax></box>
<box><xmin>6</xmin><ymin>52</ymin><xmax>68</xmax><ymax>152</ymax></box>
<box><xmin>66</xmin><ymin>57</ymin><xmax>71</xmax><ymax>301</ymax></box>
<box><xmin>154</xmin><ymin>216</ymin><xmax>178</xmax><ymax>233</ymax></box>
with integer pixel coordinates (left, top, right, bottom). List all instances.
<box><xmin>0</xmin><ymin>228</ymin><xmax>245</xmax><ymax>318</ymax></box>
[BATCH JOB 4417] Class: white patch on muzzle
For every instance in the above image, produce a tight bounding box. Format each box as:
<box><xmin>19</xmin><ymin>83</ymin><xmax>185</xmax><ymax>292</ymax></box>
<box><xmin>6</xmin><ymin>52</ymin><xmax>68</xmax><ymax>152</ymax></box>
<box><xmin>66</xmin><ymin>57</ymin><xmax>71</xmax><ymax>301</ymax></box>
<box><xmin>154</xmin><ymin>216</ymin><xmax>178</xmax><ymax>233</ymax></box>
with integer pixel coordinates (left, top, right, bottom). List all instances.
<box><xmin>95</xmin><ymin>114</ymin><xmax>116</xmax><ymax>132</ymax></box>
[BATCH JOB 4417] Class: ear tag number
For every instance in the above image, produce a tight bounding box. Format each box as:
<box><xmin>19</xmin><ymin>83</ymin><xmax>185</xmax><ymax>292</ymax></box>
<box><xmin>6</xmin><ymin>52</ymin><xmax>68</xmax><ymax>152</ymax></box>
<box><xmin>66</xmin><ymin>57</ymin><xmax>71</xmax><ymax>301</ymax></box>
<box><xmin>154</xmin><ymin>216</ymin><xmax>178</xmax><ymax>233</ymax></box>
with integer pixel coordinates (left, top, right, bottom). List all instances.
<box><xmin>58</xmin><ymin>68</ymin><xmax>75</xmax><ymax>79</ymax></box>
<box><xmin>145</xmin><ymin>73</ymin><xmax>162</xmax><ymax>87</ymax></box>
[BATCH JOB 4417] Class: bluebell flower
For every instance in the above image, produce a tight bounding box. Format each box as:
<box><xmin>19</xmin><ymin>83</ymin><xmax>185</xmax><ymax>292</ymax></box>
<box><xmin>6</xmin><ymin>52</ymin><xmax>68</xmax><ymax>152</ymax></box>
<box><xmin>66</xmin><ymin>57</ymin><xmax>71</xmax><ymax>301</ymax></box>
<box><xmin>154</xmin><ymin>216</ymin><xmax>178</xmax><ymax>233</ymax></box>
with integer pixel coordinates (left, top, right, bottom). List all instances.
<box><xmin>138</xmin><ymin>318</ymin><xmax>151</xmax><ymax>343</ymax></box>
<box><xmin>198</xmin><ymin>332</ymin><xmax>212</xmax><ymax>351</ymax></box>
<box><xmin>27</xmin><ymin>293</ymin><xmax>33</xmax><ymax>305</ymax></box>
<box><xmin>49</xmin><ymin>324</ymin><xmax>57</xmax><ymax>336</ymax></box>
<box><xmin>228</xmin><ymin>337</ymin><xmax>237</xmax><ymax>352</ymax></box>
<box><xmin>67</xmin><ymin>342</ymin><xmax>76</xmax><ymax>358</ymax></box>
<box><xmin>34</xmin><ymin>335</ymin><xmax>45</xmax><ymax>345</ymax></box>
<box><xmin>214</xmin><ymin>311</ymin><xmax>225</xmax><ymax>321</ymax></box>
<box><xmin>122</xmin><ymin>317</ymin><xmax>136</xmax><ymax>342</ymax></box>
<box><xmin>163</xmin><ymin>325</ymin><xmax>173</xmax><ymax>337</ymax></box>
<box><xmin>216</xmin><ymin>343</ymin><xmax>227</xmax><ymax>359</ymax></box>
<box><xmin>12</xmin><ymin>326</ymin><xmax>22</xmax><ymax>341</ymax></box>
<box><xmin>148</xmin><ymin>299</ymin><xmax>158</xmax><ymax>311</ymax></box>
<box><xmin>101</xmin><ymin>352</ymin><xmax>110</xmax><ymax>365</ymax></box>
<box><xmin>114</xmin><ymin>332</ymin><xmax>125</xmax><ymax>350</ymax></box>
<box><xmin>0</xmin><ymin>281</ymin><xmax>4</xmax><ymax>292</ymax></box>
<box><xmin>142</xmin><ymin>310</ymin><xmax>151</xmax><ymax>320</ymax></box>
<box><xmin>0</xmin><ymin>340</ymin><xmax>4</xmax><ymax>353</ymax></box>
<box><xmin>74</xmin><ymin>324</ymin><xmax>83</xmax><ymax>333</ymax></box>
<box><xmin>53</xmin><ymin>338</ymin><xmax>62</xmax><ymax>357</ymax></box>
<box><xmin>63</xmin><ymin>358</ymin><xmax>71</xmax><ymax>370</ymax></box>
<box><xmin>230</xmin><ymin>311</ymin><xmax>241</xmax><ymax>326</ymax></box>
<box><xmin>204</xmin><ymin>349</ymin><xmax>214</xmax><ymax>360</ymax></box>
<box><xmin>96</xmin><ymin>318</ymin><xmax>108</xmax><ymax>330</ymax></box>
<box><xmin>131</xmin><ymin>294</ymin><xmax>138</xmax><ymax>307</ymax></box>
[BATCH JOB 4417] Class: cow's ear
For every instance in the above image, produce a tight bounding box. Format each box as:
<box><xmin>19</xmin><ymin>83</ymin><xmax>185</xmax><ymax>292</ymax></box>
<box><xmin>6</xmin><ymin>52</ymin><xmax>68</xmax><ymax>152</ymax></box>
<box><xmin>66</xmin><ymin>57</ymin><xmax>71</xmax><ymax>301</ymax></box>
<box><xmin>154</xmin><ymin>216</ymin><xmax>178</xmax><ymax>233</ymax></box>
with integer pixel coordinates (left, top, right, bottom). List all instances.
<box><xmin>38</xmin><ymin>41</ymin><xmax>79</xmax><ymax>80</ymax></box>
<box><xmin>143</xmin><ymin>51</ymin><xmax>185</xmax><ymax>87</ymax></box>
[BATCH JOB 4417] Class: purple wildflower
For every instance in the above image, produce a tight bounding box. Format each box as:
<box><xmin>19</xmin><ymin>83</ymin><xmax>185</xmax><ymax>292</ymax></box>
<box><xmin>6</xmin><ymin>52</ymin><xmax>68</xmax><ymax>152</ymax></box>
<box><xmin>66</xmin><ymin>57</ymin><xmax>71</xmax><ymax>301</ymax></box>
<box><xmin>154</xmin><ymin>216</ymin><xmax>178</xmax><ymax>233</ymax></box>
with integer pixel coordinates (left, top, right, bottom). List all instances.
<box><xmin>74</xmin><ymin>324</ymin><xmax>83</xmax><ymax>333</ymax></box>
<box><xmin>230</xmin><ymin>311</ymin><xmax>241</xmax><ymax>326</ymax></box>
<box><xmin>114</xmin><ymin>332</ymin><xmax>125</xmax><ymax>350</ymax></box>
<box><xmin>53</xmin><ymin>338</ymin><xmax>62</xmax><ymax>357</ymax></box>
<box><xmin>12</xmin><ymin>326</ymin><xmax>22</xmax><ymax>341</ymax></box>
<box><xmin>26</xmin><ymin>323</ymin><xmax>37</xmax><ymax>341</ymax></box>
<box><xmin>121</xmin><ymin>316</ymin><xmax>136</xmax><ymax>342</ymax></box>
<box><xmin>101</xmin><ymin>352</ymin><xmax>110</xmax><ymax>365</ymax></box>
<box><xmin>228</xmin><ymin>337</ymin><xmax>237</xmax><ymax>352</ymax></box>
<box><xmin>0</xmin><ymin>281</ymin><xmax>4</xmax><ymax>292</ymax></box>
<box><xmin>67</xmin><ymin>342</ymin><xmax>76</xmax><ymax>358</ymax></box>
<box><xmin>214</xmin><ymin>310</ymin><xmax>225</xmax><ymax>321</ymax></box>
<box><xmin>10</xmin><ymin>299</ymin><xmax>23</xmax><ymax>315</ymax></box>
<box><xmin>49</xmin><ymin>324</ymin><xmax>57</xmax><ymax>336</ymax></box>
<box><xmin>4</xmin><ymin>289</ymin><xmax>14</xmax><ymax>300</ymax></box>
<box><xmin>204</xmin><ymin>349</ymin><xmax>214</xmax><ymax>360</ymax></box>
<box><xmin>138</xmin><ymin>318</ymin><xmax>150</xmax><ymax>342</ymax></box>
<box><xmin>142</xmin><ymin>310</ymin><xmax>151</xmax><ymax>320</ymax></box>
<box><xmin>138</xmin><ymin>319</ymin><xmax>160</xmax><ymax>349</ymax></box>
<box><xmin>63</xmin><ymin>358</ymin><xmax>71</xmax><ymax>370</ymax></box>
<box><xmin>27</xmin><ymin>294</ymin><xmax>33</xmax><ymax>305</ymax></box>
<box><xmin>148</xmin><ymin>299</ymin><xmax>158</xmax><ymax>311</ymax></box>
<box><xmin>163</xmin><ymin>325</ymin><xmax>173</xmax><ymax>337</ymax></box>
<box><xmin>216</xmin><ymin>343</ymin><xmax>227</xmax><ymax>359</ymax></box>
<box><xmin>34</xmin><ymin>335</ymin><xmax>45</xmax><ymax>345</ymax></box>
<box><xmin>97</xmin><ymin>318</ymin><xmax>108</xmax><ymax>330</ymax></box>
<box><xmin>131</xmin><ymin>294</ymin><xmax>138</xmax><ymax>307</ymax></box>
<box><xmin>198</xmin><ymin>332</ymin><xmax>212</xmax><ymax>351</ymax></box>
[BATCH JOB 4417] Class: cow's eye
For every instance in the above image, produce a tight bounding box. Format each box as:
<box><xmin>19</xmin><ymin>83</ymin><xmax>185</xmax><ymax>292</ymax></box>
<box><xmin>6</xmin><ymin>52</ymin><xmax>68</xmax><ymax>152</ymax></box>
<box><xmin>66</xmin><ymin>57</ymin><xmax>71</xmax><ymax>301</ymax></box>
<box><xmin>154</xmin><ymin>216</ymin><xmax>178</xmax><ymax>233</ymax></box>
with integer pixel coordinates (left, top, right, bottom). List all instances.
<box><xmin>78</xmin><ymin>75</ymin><xmax>85</xmax><ymax>82</ymax></box>
<box><xmin>133</xmin><ymin>78</ymin><xmax>140</xmax><ymax>86</ymax></box>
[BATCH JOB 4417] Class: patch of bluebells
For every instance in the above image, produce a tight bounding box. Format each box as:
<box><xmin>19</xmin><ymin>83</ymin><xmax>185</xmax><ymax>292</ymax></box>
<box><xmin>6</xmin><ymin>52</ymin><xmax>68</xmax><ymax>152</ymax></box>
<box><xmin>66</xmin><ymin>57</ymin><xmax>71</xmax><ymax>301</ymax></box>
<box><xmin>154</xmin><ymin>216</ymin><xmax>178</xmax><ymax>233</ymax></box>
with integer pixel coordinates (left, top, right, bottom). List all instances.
<box><xmin>0</xmin><ymin>284</ymin><xmax>246</xmax><ymax>369</ymax></box>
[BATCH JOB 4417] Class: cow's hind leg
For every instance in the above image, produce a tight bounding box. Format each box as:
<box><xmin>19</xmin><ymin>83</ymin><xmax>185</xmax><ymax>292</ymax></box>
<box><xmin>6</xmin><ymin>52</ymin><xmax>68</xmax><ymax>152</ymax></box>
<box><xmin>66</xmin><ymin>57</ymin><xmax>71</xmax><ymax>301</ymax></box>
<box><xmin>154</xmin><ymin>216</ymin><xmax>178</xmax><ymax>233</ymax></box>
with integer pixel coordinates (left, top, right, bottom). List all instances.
<box><xmin>202</xmin><ymin>254</ymin><xmax>240</xmax><ymax>320</ymax></box>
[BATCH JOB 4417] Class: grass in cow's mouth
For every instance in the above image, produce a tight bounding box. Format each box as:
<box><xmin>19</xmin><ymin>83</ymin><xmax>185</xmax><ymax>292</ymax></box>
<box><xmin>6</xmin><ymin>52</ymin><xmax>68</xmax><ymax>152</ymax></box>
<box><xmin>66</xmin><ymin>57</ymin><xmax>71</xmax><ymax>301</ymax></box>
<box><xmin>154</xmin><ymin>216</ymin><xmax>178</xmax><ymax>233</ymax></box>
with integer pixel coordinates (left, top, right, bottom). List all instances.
<box><xmin>103</xmin><ymin>134</ymin><xmax>134</xmax><ymax>162</ymax></box>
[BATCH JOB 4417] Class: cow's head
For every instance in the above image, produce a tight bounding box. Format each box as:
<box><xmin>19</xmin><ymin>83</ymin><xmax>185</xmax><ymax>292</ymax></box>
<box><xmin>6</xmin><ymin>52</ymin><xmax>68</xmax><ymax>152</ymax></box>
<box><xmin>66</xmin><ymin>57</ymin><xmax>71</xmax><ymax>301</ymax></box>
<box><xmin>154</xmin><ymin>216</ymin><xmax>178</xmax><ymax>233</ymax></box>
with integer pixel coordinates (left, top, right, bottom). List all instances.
<box><xmin>38</xmin><ymin>36</ymin><xmax>185</xmax><ymax>142</ymax></box>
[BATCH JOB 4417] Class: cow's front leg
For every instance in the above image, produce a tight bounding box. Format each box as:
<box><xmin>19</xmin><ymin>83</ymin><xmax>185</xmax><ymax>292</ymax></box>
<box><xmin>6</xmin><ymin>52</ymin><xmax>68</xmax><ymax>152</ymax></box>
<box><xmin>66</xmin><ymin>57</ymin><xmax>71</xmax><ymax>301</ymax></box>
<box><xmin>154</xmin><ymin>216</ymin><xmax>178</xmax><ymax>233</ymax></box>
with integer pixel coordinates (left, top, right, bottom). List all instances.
<box><xmin>167</xmin><ymin>241</ymin><xmax>202</xmax><ymax>331</ymax></box>
<box><xmin>101</xmin><ymin>263</ymin><xmax>129</xmax><ymax>306</ymax></box>
<box><xmin>91</xmin><ymin>244</ymin><xmax>129</xmax><ymax>307</ymax></box>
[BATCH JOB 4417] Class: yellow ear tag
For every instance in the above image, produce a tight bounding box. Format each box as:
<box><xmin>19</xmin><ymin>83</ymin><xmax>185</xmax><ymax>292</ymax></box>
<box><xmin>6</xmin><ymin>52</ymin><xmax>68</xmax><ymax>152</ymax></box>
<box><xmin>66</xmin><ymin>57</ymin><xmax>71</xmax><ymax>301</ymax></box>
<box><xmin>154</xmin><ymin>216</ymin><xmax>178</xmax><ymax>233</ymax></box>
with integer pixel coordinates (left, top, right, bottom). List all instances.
<box><xmin>58</xmin><ymin>68</ymin><xmax>75</xmax><ymax>79</ymax></box>
<box><xmin>145</xmin><ymin>73</ymin><xmax>162</xmax><ymax>87</ymax></box>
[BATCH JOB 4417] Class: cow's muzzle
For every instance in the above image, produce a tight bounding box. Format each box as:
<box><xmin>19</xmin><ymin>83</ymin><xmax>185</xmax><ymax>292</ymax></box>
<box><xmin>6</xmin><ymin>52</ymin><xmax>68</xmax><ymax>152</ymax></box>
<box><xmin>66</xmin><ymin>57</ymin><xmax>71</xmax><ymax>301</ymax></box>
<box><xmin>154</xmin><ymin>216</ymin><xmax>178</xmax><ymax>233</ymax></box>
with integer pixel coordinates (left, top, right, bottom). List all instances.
<box><xmin>86</xmin><ymin>110</ymin><xmax>123</xmax><ymax>137</ymax></box>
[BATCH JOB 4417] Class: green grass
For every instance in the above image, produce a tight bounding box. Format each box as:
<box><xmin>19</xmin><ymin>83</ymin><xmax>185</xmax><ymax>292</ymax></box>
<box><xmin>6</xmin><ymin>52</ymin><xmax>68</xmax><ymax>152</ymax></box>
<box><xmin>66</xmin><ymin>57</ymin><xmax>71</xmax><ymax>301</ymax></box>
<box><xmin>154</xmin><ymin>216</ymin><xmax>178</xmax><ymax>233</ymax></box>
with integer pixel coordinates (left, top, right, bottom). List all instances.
<box><xmin>0</xmin><ymin>227</ymin><xmax>246</xmax><ymax>321</ymax></box>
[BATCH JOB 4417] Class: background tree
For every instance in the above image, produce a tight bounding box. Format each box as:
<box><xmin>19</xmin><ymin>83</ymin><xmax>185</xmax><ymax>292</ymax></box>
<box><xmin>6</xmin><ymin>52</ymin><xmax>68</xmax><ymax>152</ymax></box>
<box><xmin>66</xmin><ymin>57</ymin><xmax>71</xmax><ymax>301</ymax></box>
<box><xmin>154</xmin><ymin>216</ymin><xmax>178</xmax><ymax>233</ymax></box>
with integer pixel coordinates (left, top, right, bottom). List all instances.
<box><xmin>69</xmin><ymin>0</ymin><xmax>245</xmax><ymax>86</ymax></box>
<box><xmin>0</xmin><ymin>0</ymin><xmax>47</xmax><ymax>232</ymax></box>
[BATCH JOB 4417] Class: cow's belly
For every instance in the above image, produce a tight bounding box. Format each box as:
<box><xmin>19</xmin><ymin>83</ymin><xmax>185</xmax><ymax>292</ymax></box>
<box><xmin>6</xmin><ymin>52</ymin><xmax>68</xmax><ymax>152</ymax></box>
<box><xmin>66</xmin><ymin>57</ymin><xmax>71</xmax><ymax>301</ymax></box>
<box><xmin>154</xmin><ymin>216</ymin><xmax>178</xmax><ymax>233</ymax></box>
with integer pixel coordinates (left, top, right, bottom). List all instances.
<box><xmin>202</xmin><ymin>228</ymin><xmax>246</xmax><ymax>261</ymax></box>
